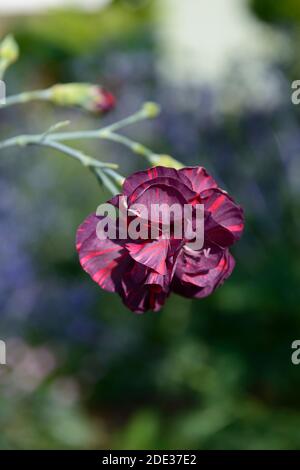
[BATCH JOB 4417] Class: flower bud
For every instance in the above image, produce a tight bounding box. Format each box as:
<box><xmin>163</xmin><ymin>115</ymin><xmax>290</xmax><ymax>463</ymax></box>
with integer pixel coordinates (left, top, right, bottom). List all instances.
<box><xmin>153</xmin><ymin>154</ymin><xmax>184</xmax><ymax>169</ymax></box>
<box><xmin>142</xmin><ymin>102</ymin><xmax>161</xmax><ymax>118</ymax></box>
<box><xmin>48</xmin><ymin>83</ymin><xmax>116</xmax><ymax>114</ymax></box>
<box><xmin>0</xmin><ymin>35</ymin><xmax>19</xmax><ymax>66</ymax></box>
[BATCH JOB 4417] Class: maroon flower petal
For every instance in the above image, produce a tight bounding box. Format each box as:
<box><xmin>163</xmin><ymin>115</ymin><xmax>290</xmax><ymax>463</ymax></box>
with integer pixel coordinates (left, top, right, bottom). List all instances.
<box><xmin>122</xmin><ymin>166</ymin><xmax>191</xmax><ymax>196</ymax></box>
<box><xmin>76</xmin><ymin>214</ymin><xmax>131</xmax><ymax>292</ymax></box>
<box><xmin>202</xmin><ymin>188</ymin><xmax>244</xmax><ymax>242</ymax></box>
<box><xmin>128</xmin><ymin>178</ymin><xmax>196</xmax><ymax>207</ymax></box>
<box><xmin>121</xmin><ymin>263</ymin><xmax>169</xmax><ymax>313</ymax></box>
<box><xmin>179</xmin><ymin>166</ymin><xmax>218</xmax><ymax>193</ymax></box>
<box><xmin>121</xmin><ymin>167</ymin><xmax>196</xmax><ymax>209</ymax></box>
<box><xmin>176</xmin><ymin>246</ymin><xmax>224</xmax><ymax>276</ymax></box>
<box><xmin>172</xmin><ymin>249</ymin><xmax>235</xmax><ymax>299</ymax></box>
<box><xmin>126</xmin><ymin>237</ymin><xmax>169</xmax><ymax>275</ymax></box>
<box><xmin>204</xmin><ymin>212</ymin><xmax>235</xmax><ymax>248</ymax></box>
<box><xmin>122</xmin><ymin>285</ymin><xmax>168</xmax><ymax>313</ymax></box>
<box><xmin>145</xmin><ymin>270</ymin><xmax>170</xmax><ymax>293</ymax></box>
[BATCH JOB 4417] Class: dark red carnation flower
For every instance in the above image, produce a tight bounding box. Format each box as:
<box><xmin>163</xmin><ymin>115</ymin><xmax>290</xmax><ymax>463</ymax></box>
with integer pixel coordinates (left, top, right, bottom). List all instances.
<box><xmin>76</xmin><ymin>166</ymin><xmax>244</xmax><ymax>313</ymax></box>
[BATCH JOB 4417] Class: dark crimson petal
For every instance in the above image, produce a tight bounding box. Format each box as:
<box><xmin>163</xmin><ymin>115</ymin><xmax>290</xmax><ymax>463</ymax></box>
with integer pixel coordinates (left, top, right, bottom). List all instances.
<box><xmin>128</xmin><ymin>177</ymin><xmax>196</xmax><ymax>207</ymax></box>
<box><xmin>76</xmin><ymin>213</ymin><xmax>99</xmax><ymax>251</ymax></box>
<box><xmin>148</xmin><ymin>287</ymin><xmax>168</xmax><ymax>312</ymax></box>
<box><xmin>122</xmin><ymin>285</ymin><xmax>168</xmax><ymax>313</ymax></box>
<box><xmin>126</xmin><ymin>237</ymin><xmax>169</xmax><ymax>275</ymax></box>
<box><xmin>179</xmin><ymin>166</ymin><xmax>218</xmax><ymax>193</ymax></box>
<box><xmin>169</xmin><ymin>237</ymin><xmax>185</xmax><ymax>258</ymax></box>
<box><xmin>121</xmin><ymin>262</ymin><xmax>147</xmax><ymax>297</ymax></box>
<box><xmin>172</xmin><ymin>249</ymin><xmax>235</xmax><ymax>299</ymax></box>
<box><xmin>171</xmin><ymin>277</ymin><xmax>204</xmax><ymax>299</ymax></box>
<box><xmin>76</xmin><ymin>214</ymin><xmax>131</xmax><ymax>292</ymax></box>
<box><xmin>189</xmin><ymin>250</ymin><xmax>235</xmax><ymax>292</ymax></box>
<box><xmin>175</xmin><ymin>246</ymin><xmax>224</xmax><ymax>277</ymax></box>
<box><xmin>121</xmin><ymin>263</ymin><xmax>169</xmax><ymax>313</ymax></box>
<box><xmin>122</xmin><ymin>287</ymin><xmax>149</xmax><ymax>313</ymax></box>
<box><xmin>122</xmin><ymin>166</ymin><xmax>192</xmax><ymax>197</ymax></box>
<box><xmin>202</xmin><ymin>188</ymin><xmax>244</xmax><ymax>242</ymax></box>
<box><xmin>145</xmin><ymin>270</ymin><xmax>170</xmax><ymax>293</ymax></box>
<box><xmin>204</xmin><ymin>212</ymin><xmax>235</xmax><ymax>248</ymax></box>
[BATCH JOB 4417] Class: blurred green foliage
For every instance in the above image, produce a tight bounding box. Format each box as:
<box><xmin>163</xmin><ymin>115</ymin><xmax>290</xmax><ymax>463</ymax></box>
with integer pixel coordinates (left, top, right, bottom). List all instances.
<box><xmin>12</xmin><ymin>3</ymin><xmax>152</xmax><ymax>54</ymax></box>
<box><xmin>251</xmin><ymin>0</ymin><xmax>300</xmax><ymax>24</ymax></box>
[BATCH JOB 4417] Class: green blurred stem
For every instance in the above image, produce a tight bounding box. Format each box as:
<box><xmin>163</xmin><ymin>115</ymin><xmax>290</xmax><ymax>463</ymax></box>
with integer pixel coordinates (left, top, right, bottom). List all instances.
<box><xmin>0</xmin><ymin>130</ymin><xmax>159</xmax><ymax>167</ymax></box>
<box><xmin>0</xmin><ymin>134</ymin><xmax>117</xmax><ymax>169</ymax></box>
<box><xmin>92</xmin><ymin>167</ymin><xmax>121</xmax><ymax>196</ymax></box>
<box><xmin>0</xmin><ymin>133</ymin><xmax>123</xmax><ymax>194</ymax></box>
<box><xmin>0</xmin><ymin>103</ymin><xmax>160</xmax><ymax>163</ymax></box>
<box><xmin>47</xmin><ymin>122</ymin><xmax>160</xmax><ymax>165</ymax></box>
<box><xmin>0</xmin><ymin>104</ymin><xmax>161</xmax><ymax>191</ymax></box>
<box><xmin>99</xmin><ymin>131</ymin><xmax>160</xmax><ymax>165</ymax></box>
<box><xmin>0</xmin><ymin>89</ymin><xmax>51</xmax><ymax>108</ymax></box>
<box><xmin>41</xmin><ymin>140</ymin><xmax>118</xmax><ymax>170</ymax></box>
<box><xmin>0</xmin><ymin>92</ymin><xmax>159</xmax><ymax>139</ymax></box>
<box><xmin>101</xmin><ymin>104</ymin><xmax>159</xmax><ymax>133</ymax></box>
<box><xmin>37</xmin><ymin>140</ymin><xmax>125</xmax><ymax>194</ymax></box>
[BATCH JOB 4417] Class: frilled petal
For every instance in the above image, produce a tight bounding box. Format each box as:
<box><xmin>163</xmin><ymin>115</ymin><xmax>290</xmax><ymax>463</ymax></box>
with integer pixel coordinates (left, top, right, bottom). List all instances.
<box><xmin>129</xmin><ymin>178</ymin><xmax>196</xmax><ymax>208</ymax></box>
<box><xmin>122</xmin><ymin>285</ymin><xmax>168</xmax><ymax>313</ymax></box>
<box><xmin>76</xmin><ymin>214</ymin><xmax>131</xmax><ymax>292</ymax></box>
<box><xmin>121</xmin><ymin>263</ymin><xmax>169</xmax><ymax>313</ymax></box>
<box><xmin>122</xmin><ymin>166</ymin><xmax>192</xmax><ymax>196</ymax></box>
<box><xmin>122</xmin><ymin>167</ymin><xmax>196</xmax><ymax>209</ymax></box>
<box><xmin>172</xmin><ymin>249</ymin><xmax>235</xmax><ymax>299</ymax></box>
<box><xmin>176</xmin><ymin>246</ymin><xmax>224</xmax><ymax>276</ymax></box>
<box><xmin>204</xmin><ymin>212</ymin><xmax>235</xmax><ymax>248</ymax></box>
<box><xmin>179</xmin><ymin>166</ymin><xmax>218</xmax><ymax>193</ymax></box>
<box><xmin>145</xmin><ymin>270</ymin><xmax>170</xmax><ymax>293</ymax></box>
<box><xmin>202</xmin><ymin>188</ymin><xmax>244</xmax><ymax>243</ymax></box>
<box><xmin>126</xmin><ymin>237</ymin><xmax>169</xmax><ymax>275</ymax></box>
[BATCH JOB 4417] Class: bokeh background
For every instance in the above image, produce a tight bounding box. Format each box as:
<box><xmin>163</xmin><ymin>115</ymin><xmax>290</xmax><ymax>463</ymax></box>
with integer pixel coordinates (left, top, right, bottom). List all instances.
<box><xmin>0</xmin><ymin>0</ymin><xmax>300</xmax><ymax>450</ymax></box>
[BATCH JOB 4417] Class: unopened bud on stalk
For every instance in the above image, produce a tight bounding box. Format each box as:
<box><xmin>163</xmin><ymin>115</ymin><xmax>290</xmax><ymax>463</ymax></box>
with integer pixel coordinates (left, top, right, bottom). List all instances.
<box><xmin>153</xmin><ymin>154</ymin><xmax>184</xmax><ymax>169</ymax></box>
<box><xmin>142</xmin><ymin>102</ymin><xmax>161</xmax><ymax>118</ymax></box>
<box><xmin>49</xmin><ymin>83</ymin><xmax>116</xmax><ymax>114</ymax></box>
<box><xmin>0</xmin><ymin>35</ymin><xmax>19</xmax><ymax>67</ymax></box>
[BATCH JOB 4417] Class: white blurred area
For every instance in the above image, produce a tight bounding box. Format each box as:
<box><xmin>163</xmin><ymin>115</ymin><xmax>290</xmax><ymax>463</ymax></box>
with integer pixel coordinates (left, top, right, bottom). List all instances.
<box><xmin>157</xmin><ymin>0</ymin><xmax>290</xmax><ymax>112</ymax></box>
<box><xmin>0</xmin><ymin>0</ymin><xmax>111</xmax><ymax>14</ymax></box>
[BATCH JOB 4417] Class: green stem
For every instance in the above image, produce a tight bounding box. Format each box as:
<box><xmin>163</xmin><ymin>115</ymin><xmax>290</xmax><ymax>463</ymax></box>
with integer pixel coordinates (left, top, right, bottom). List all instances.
<box><xmin>0</xmin><ymin>132</ymin><xmax>122</xmax><ymax>194</ymax></box>
<box><xmin>0</xmin><ymin>134</ymin><xmax>117</xmax><ymax>169</ymax></box>
<box><xmin>102</xmin><ymin>168</ymin><xmax>125</xmax><ymax>186</ymax></box>
<box><xmin>0</xmin><ymin>129</ymin><xmax>159</xmax><ymax>166</ymax></box>
<box><xmin>40</xmin><ymin>140</ymin><xmax>118</xmax><ymax>169</ymax></box>
<box><xmin>0</xmin><ymin>134</ymin><xmax>40</xmax><ymax>149</ymax></box>
<box><xmin>99</xmin><ymin>131</ymin><xmax>160</xmax><ymax>165</ymax></box>
<box><xmin>0</xmin><ymin>104</ymin><xmax>162</xmax><ymax>192</ymax></box>
<box><xmin>102</xmin><ymin>104</ymin><xmax>157</xmax><ymax>133</ymax></box>
<box><xmin>0</xmin><ymin>89</ymin><xmax>51</xmax><ymax>108</ymax></box>
<box><xmin>0</xmin><ymin>102</ymin><xmax>161</xmax><ymax>163</ymax></box>
<box><xmin>92</xmin><ymin>167</ymin><xmax>120</xmax><ymax>196</ymax></box>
